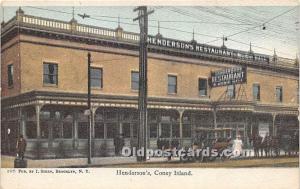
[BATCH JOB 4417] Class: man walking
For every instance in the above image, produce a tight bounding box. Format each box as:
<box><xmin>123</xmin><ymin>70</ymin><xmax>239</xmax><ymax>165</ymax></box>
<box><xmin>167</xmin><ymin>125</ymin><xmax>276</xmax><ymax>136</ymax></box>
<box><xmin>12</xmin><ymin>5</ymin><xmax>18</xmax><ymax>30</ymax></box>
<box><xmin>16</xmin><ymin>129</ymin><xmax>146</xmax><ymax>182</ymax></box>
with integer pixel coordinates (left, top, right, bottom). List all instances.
<box><xmin>114</xmin><ymin>134</ymin><xmax>125</xmax><ymax>156</ymax></box>
<box><xmin>16</xmin><ymin>135</ymin><xmax>27</xmax><ymax>160</ymax></box>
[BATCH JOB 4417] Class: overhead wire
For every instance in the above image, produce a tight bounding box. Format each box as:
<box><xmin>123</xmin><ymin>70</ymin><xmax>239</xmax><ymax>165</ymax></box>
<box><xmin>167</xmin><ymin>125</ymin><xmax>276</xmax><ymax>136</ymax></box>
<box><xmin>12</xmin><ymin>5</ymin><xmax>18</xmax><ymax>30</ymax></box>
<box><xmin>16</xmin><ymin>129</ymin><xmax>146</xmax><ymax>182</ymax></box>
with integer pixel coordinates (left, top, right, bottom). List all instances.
<box><xmin>202</xmin><ymin>6</ymin><xmax>297</xmax><ymax>45</ymax></box>
<box><xmin>20</xmin><ymin>6</ymin><xmax>298</xmax><ymax>58</ymax></box>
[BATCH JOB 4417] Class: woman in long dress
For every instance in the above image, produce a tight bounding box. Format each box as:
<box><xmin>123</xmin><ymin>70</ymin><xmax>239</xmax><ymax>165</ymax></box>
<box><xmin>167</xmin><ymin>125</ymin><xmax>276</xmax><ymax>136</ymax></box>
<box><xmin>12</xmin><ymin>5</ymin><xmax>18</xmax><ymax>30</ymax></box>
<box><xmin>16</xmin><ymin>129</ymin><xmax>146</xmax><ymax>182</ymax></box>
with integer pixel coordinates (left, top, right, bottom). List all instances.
<box><xmin>231</xmin><ymin>135</ymin><xmax>243</xmax><ymax>158</ymax></box>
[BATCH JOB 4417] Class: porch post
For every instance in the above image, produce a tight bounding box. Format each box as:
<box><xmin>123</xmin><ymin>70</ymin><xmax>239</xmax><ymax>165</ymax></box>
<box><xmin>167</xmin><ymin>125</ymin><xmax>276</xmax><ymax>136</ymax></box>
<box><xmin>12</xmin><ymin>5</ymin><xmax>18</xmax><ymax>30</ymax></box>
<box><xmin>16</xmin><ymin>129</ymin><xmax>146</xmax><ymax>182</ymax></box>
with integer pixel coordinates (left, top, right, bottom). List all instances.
<box><xmin>20</xmin><ymin>107</ymin><xmax>26</xmax><ymax>138</ymax></box>
<box><xmin>213</xmin><ymin>105</ymin><xmax>217</xmax><ymax>138</ymax></box>
<box><xmin>35</xmin><ymin>105</ymin><xmax>41</xmax><ymax>158</ymax></box>
<box><xmin>72</xmin><ymin>111</ymin><xmax>79</xmax><ymax>150</ymax></box>
<box><xmin>272</xmin><ymin>113</ymin><xmax>277</xmax><ymax>136</ymax></box>
<box><xmin>91</xmin><ymin>107</ymin><xmax>97</xmax><ymax>138</ymax></box>
<box><xmin>178</xmin><ymin>109</ymin><xmax>184</xmax><ymax>146</ymax></box>
<box><xmin>48</xmin><ymin>111</ymin><xmax>54</xmax><ymax>150</ymax></box>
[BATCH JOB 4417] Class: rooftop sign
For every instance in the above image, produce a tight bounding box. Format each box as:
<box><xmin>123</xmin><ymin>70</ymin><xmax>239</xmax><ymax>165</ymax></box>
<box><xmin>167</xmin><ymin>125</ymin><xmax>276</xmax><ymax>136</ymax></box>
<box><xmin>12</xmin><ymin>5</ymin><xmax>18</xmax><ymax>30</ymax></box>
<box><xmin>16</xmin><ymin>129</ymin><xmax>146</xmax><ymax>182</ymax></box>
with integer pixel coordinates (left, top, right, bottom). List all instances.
<box><xmin>147</xmin><ymin>36</ymin><xmax>270</xmax><ymax>63</ymax></box>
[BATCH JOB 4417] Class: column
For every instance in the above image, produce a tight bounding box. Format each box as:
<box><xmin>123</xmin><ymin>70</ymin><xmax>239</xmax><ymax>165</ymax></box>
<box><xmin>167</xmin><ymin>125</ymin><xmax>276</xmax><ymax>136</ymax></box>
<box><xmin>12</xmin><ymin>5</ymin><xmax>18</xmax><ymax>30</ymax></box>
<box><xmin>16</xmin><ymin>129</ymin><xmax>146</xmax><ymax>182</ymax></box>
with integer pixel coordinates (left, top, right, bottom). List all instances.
<box><xmin>73</xmin><ymin>111</ymin><xmax>79</xmax><ymax>149</ymax></box>
<box><xmin>48</xmin><ymin>111</ymin><xmax>54</xmax><ymax>150</ymax></box>
<box><xmin>245</xmin><ymin>116</ymin><xmax>248</xmax><ymax>146</ymax></box>
<box><xmin>35</xmin><ymin>105</ymin><xmax>41</xmax><ymax>158</ymax></box>
<box><xmin>119</xmin><ymin>122</ymin><xmax>123</xmax><ymax>135</ymax></box>
<box><xmin>178</xmin><ymin>109</ymin><xmax>184</xmax><ymax>146</ymax></box>
<box><xmin>104</xmin><ymin>123</ymin><xmax>107</xmax><ymax>139</ymax></box>
<box><xmin>272</xmin><ymin>113</ymin><xmax>277</xmax><ymax>136</ymax></box>
<box><xmin>158</xmin><ymin>122</ymin><xmax>162</xmax><ymax>137</ymax></box>
<box><xmin>91</xmin><ymin>107</ymin><xmax>97</xmax><ymax>138</ymax></box>
<box><xmin>20</xmin><ymin>108</ymin><xmax>26</xmax><ymax>138</ymax></box>
<box><xmin>213</xmin><ymin>106</ymin><xmax>217</xmax><ymax>138</ymax></box>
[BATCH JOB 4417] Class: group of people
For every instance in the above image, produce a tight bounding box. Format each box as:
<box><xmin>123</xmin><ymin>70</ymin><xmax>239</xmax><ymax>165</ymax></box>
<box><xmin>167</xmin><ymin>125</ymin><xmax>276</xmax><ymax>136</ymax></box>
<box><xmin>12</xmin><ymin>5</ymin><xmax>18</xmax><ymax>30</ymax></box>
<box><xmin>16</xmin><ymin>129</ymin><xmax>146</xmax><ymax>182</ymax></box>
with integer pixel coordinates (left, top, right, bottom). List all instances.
<box><xmin>12</xmin><ymin>131</ymin><xmax>299</xmax><ymax>160</ymax></box>
<box><xmin>156</xmin><ymin>137</ymin><xmax>180</xmax><ymax>160</ymax></box>
<box><xmin>156</xmin><ymin>137</ymin><xmax>180</xmax><ymax>150</ymax></box>
<box><xmin>252</xmin><ymin>132</ymin><xmax>299</xmax><ymax>157</ymax></box>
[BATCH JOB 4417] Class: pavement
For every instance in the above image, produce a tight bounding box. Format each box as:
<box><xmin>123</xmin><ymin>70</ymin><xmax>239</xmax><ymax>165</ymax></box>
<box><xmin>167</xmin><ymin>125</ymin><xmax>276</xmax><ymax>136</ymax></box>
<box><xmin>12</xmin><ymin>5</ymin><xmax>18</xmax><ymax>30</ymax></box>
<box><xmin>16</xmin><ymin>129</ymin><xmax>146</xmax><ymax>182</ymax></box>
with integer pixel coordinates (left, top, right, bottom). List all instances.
<box><xmin>1</xmin><ymin>155</ymin><xmax>136</xmax><ymax>168</ymax></box>
<box><xmin>1</xmin><ymin>149</ymin><xmax>295</xmax><ymax>168</ymax></box>
<box><xmin>1</xmin><ymin>155</ymin><xmax>178</xmax><ymax>168</ymax></box>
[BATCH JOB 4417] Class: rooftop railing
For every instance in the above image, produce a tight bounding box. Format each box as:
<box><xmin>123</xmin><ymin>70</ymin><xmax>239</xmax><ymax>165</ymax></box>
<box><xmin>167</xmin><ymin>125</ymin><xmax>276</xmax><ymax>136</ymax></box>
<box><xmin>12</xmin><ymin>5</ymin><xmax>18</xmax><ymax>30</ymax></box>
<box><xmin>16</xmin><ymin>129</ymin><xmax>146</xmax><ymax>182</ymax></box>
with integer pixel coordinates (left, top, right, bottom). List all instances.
<box><xmin>1</xmin><ymin>10</ymin><xmax>298</xmax><ymax>70</ymax></box>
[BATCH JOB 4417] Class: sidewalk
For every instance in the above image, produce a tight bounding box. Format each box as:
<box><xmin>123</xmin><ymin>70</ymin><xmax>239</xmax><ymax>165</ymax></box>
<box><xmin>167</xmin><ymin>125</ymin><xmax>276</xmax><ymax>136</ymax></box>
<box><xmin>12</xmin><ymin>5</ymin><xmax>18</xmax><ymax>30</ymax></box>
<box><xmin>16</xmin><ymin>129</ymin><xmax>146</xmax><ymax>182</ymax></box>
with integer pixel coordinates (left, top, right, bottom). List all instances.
<box><xmin>1</xmin><ymin>155</ymin><xmax>138</xmax><ymax>168</ymax></box>
<box><xmin>1</xmin><ymin>149</ymin><xmax>291</xmax><ymax>168</ymax></box>
<box><xmin>1</xmin><ymin>155</ymin><xmax>177</xmax><ymax>168</ymax></box>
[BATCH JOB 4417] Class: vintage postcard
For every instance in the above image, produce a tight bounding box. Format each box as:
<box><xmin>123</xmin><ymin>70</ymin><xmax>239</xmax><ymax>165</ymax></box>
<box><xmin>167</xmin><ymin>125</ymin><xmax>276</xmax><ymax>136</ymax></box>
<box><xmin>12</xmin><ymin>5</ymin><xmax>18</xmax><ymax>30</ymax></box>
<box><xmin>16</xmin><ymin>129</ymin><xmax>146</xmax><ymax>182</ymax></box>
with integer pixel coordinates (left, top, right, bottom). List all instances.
<box><xmin>0</xmin><ymin>1</ymin><xmax>299</xmax><ymax>189</ymax></box>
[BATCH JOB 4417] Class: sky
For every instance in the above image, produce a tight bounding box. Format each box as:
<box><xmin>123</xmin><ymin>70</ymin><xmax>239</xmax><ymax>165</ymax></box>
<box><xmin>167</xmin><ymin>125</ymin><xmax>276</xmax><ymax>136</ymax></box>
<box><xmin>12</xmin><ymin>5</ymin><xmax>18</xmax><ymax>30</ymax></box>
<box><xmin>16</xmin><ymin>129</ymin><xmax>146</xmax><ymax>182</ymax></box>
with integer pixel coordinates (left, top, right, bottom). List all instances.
<box><xmin>1</xmin><ymin>6</ymin><xmax>299</xmax><ymax>59</ymax></box>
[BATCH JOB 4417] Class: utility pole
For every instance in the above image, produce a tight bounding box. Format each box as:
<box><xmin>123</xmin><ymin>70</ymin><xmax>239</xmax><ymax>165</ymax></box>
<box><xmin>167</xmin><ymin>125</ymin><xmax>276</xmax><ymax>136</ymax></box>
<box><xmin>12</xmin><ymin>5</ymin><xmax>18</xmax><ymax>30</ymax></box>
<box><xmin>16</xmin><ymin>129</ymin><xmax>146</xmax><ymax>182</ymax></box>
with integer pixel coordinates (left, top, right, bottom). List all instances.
<box><xmin>87</xmin><ymin>52</ymin><xmax>92</xmax><ymax>164</ymax></box>
<box><xmin>133</xmin><ymin>6</ymin><xmax>153</xmax><ymax>162</ymax></box>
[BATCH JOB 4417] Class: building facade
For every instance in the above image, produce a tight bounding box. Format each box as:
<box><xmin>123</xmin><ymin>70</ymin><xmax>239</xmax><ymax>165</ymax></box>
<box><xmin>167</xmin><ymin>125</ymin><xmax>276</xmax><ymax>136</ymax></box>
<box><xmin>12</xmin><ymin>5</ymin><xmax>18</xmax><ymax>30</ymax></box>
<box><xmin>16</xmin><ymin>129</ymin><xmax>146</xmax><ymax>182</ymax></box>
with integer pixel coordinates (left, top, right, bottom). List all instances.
<box><xmin>1</xmin><ymin>9</ymin><xmax>299</xmax><ymax>159</ymax></box>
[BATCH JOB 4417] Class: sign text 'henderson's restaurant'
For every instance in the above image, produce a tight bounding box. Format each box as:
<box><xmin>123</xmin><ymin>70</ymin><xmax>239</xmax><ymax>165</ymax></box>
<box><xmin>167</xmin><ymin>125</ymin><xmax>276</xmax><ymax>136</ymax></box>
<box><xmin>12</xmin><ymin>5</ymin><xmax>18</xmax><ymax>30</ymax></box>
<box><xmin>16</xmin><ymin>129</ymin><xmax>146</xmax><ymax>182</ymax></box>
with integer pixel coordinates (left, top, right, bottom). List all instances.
<box><xmin>147</xmin><ymin>36</ymin><xmax>270</xmax><ymax>63</ymax></box>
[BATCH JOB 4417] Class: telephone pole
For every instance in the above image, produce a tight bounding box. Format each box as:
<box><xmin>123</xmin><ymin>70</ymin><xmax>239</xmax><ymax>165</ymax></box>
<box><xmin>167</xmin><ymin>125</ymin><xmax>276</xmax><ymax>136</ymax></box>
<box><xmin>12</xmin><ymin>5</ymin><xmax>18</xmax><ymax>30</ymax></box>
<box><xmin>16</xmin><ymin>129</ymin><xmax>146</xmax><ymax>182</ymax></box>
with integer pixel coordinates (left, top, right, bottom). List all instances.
<box><xmin>133</xmin><ymin>6</ymin><xmax>153</xmax><ymax>162</ymax></box>
<box><xmin>87</xmin><ymin>52</ymin><xmax>92</xmax><ymax>164</ymax></box>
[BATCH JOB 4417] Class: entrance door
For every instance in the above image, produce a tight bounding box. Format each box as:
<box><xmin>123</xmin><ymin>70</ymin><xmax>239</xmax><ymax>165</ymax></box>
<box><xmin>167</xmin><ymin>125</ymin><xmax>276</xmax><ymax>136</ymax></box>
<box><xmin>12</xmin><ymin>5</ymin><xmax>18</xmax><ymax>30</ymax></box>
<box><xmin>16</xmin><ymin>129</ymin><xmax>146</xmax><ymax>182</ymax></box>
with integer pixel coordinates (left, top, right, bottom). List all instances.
<box><xmin>225</xmin><ymin>123</ymin><xmax>246</xmax><ymax>141</ymax></box>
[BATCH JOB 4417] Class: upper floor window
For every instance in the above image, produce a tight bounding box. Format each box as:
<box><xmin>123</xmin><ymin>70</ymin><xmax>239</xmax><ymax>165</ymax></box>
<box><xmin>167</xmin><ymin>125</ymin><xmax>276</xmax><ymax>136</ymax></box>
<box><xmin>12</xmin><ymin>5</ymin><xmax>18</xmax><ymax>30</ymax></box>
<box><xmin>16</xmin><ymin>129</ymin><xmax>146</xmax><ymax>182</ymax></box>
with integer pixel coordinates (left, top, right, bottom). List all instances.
<box><xmin>199</xmin><ymin>78</ymin><xmax>208</xmax><ymax>96</ymax></box>
<box><xmin>253</xmin><ymin>84</ymin><xmax>260</xmax><ymax>101</ymax></box>
<box><xmin>43</xmin><ymin>63</ymin><xmax>58</xmax><ymax>85</ymax></box>
<box><xmin>227</xmin><ymin>85</ymin><xmax>235</xmax><ymax>99</ymax></box>
<box><xmin>7</xmin><ymin>64</ymin><xmax>13</xmax><ymax>87</ymax></box>
<box><xmin>90</xmin><ymin>67</ymin><xmax>103</xmax><ymax>88</ymax></box>
<box><xmin>168</xmin><ymin>75</ymin><xmax>177</xmax><ymax>94</ymax></box>
<box><xmin>131</xmin><ymin>71</ymin><xmax>139</xmax><ymax>91</ymax></box>
<box><xmin>276</xmin><ymin>86</ymin><xmax>283</xmax><ymax>102</ymax></box>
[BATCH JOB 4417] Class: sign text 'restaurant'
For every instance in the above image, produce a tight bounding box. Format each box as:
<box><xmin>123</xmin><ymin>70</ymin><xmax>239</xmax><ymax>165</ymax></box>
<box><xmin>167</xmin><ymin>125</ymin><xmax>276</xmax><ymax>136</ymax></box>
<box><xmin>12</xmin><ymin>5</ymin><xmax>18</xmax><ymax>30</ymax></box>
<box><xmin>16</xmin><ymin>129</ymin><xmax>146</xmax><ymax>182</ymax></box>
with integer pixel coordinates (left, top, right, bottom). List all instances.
<box><xmin>210</xmin><ymin>67</ymin><xmax>247</xmax><ymax>87</ymax></box>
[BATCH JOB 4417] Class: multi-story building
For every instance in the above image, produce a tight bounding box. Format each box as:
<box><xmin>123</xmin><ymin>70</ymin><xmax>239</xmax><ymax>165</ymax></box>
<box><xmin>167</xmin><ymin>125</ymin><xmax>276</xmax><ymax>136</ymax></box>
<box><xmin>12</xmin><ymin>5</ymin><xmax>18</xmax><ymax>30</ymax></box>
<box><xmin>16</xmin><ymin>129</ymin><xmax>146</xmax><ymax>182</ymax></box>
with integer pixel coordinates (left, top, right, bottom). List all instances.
<box><xmin>1</xmin><ymin>8</ymin><xmax>299</xmax><ymax>159</ymax></box>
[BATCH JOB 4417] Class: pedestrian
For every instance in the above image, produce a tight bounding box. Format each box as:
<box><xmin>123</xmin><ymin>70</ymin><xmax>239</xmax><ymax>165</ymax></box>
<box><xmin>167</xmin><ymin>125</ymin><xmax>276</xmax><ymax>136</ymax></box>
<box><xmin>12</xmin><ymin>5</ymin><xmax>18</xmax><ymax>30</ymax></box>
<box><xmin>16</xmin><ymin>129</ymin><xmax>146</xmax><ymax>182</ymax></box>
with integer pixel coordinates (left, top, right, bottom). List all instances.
<box><xmin>16</xmin><ymin>135</ymin><xmax>27</xmax><ymax>160</ymax></box>
<box><xmin>119</xmin><ymin>134</ymin><xmax>125</xmax><ymax>155</ymax></box>
<box><xmin>157</xmin><ymin>136</ymin><xmax>162</xmax><ymax>150</ymax></box>
<box><xmin>113</xmin><ymin>134</ymin><xmax>120</xmax><ymax>156</ymax></box>
<box><xmin>231</xmin><ymin>135</ymin><xmax>243</xmax><ymax>158</ymax></box>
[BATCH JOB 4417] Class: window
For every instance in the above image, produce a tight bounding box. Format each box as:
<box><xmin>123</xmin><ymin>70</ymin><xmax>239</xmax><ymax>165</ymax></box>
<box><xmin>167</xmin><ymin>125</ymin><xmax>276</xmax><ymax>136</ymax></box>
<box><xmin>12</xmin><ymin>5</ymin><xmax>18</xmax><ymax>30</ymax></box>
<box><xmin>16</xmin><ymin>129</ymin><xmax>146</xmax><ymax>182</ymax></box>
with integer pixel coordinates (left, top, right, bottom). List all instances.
<box><xmin>168</xmin><ymin>75</ymin><xmax>177</xmax><ymax>94</ymax></box>
<box><xmin>227</xmin><ymin>85</ymin><xmax>235</xmax><ymax>99</ymax></box>
<box><xmin>94</xmin><ymin>122</ymin><xmax>104</xmax><ymax>138</ymax></box>
<box><xmin>105</xmin><ymin>111</ymin><xmax>117</xmax><ymax>120</ymax></box>
<box><xmin>122</xmin><ymin>123</ymin><xmax>131</xmax><ymax>138</ymax></box>
<box><xmin>40</xmin><ymin>121</ymin><xmax>49</xmax><ymax>139</ymax></box>
<box><xmin>53</xmin><ymin>122</ymin><xmax>61</xmax><ymax>138</ymax></box>
<box><xmin>62</xmin><ymin>122</ymin><xmax>73</xmax><ymax>138</ymax></box>
<box><xmin>8</xmin><ymin>64</ymin><xmax>13</xmax><ymax>87</ymax></box>
<box><xmin>276</xmin><ymin>86</ymin><xmax>283</xmax><ymax>102</ymax></box>
<box><xmin>183</xmin><ymin>124</ymin><xmax>191</xmax><ymax>138</ymax></box>
<box><xmin>43</xmin><ymin>63</ymin><xmax>58</xmax><ymax>85</ymax></box>
<box><xmin>106</xmin><ymin>123</ymin><xmax>118</xmax><ymax>139</ymax></box>
<box><xmin>78</xmin><ymin>122</ymin><xmax>88</xmax><ymax>139</ymax></box>
<box><xmin>26</xmin><ymin>121</ymin><xmax>37</xmax><ymax>139</ymax></box>
<box><xmin>172</xmin><ymin>124</ymin><xmax>180</xmax><ymax>138</ymax></box>
<box><xmin>199</xmin><ymin>78</ymin><xmax>208</xmax><ymax>96</ymax></box>
<box><xmin>90</xmin><ymin>68</ymin><xmax>103</xmax><ymax>88</ymax></box>
<box><xmin>150</xmin><ymin>123</ymin><xmax>158</xmax><ymax>138</ymax></box>
<box><xmin>52</xmin><ymin>111</ymin><xmax>61</xmax><ymax>139</ymax></box>
<box><xmin>253</xmin><ymin>84</ymin><xmax>260</xmax><ymax>101</ymax></box>
<box><xmin>161</xmin><ymin>123</ymin><xmax>171</xmax><ymax>138</ymax></box>
<box><xmin>131</xmin><ymin>71</ymin><xmax>139</xmax><ymax>90</ymax></box>
<box><xmin>132</xmin><ymin>122</ymin><xmax>138</xmax><ymax>138</ymax></box>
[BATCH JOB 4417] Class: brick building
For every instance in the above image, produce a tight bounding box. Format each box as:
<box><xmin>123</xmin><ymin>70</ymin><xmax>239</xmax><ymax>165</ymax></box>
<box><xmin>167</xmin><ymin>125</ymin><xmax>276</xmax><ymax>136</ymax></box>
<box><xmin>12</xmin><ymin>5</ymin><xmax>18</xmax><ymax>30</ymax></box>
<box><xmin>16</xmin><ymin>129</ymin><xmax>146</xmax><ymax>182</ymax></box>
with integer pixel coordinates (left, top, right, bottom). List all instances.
<box><xmin>1</xmin><ymin>8</ymin><xmax>299</xmax><ymax>159</ymax></box>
